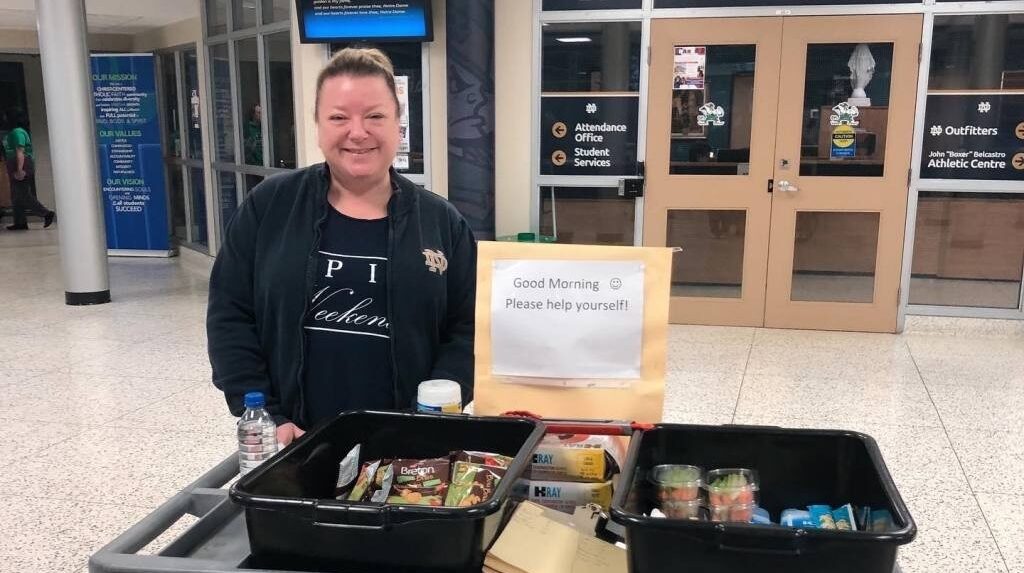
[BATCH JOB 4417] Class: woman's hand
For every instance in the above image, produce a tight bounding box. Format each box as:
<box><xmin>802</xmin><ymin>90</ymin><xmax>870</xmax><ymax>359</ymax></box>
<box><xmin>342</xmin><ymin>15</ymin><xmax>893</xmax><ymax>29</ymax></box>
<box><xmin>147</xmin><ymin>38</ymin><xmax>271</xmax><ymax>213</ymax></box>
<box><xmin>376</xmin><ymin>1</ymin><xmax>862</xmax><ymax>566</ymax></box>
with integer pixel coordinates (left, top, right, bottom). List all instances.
<box><xmin>276</xmin><ymin>422</ymin><xmax>306</xmax><ymax>446</ymax></box>
<box><xmin>13</xmin><ymin>170</ymin><xmax>26</xmax><ymax>181</ymax></box>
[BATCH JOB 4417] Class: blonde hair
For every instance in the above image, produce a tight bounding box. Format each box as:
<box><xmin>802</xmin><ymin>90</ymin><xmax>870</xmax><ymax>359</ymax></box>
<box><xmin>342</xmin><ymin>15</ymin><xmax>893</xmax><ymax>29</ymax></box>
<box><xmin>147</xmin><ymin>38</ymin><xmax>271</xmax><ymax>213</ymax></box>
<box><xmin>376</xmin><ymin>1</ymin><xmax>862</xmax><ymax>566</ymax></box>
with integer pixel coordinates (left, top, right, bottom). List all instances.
<box><xmin>315</xmin><ymin>47</ymin><xmax>399</xmax><ymax>117</ymax></box>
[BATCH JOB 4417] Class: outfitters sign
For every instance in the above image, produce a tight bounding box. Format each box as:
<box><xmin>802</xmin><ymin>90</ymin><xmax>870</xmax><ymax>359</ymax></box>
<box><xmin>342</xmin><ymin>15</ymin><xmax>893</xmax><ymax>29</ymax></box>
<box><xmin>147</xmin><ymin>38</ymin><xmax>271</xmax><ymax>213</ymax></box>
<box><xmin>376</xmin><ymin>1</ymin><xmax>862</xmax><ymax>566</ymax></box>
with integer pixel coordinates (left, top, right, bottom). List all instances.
<box><xmin>920</xmin><ymin>94</ymin><xmax>1024</xmax><ymax>181</ymax></box>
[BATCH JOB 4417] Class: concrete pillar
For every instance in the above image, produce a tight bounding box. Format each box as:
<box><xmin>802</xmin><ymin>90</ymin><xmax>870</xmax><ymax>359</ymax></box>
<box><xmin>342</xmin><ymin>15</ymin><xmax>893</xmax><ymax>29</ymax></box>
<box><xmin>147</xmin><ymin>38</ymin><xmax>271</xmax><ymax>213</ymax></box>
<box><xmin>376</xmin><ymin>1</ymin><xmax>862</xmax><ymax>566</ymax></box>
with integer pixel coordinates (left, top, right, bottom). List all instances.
<box><xmin>446</xmin><ymin>0</ymin><xmax>496</xmax><ymax>239</ymax></box>
<box><xmin>970</xmin><ymin>14</ymin><xmax>1008</xmax><ymax>90</ymax></box>
<box><xmin>601</xmin><ymin>22</ymin><xmax>631</xmax><ymax>92</ymax></box>
<box><xmin>35</xmin><ymin>0</ymin><xmax>110</xmax><ymax>305</ymax></box>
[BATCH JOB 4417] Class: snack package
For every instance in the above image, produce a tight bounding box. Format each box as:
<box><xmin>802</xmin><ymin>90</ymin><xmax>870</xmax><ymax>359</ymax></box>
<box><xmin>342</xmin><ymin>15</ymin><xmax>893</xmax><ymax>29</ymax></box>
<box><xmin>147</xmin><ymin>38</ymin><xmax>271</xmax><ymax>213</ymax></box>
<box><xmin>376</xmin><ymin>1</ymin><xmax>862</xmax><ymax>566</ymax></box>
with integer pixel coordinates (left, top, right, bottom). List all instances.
<box><xmin>453</xmin><ymin>450</ymin><xmax>513</xmax><ymax>469</ymax></box>
<box><xmin>528</xmin><ymin>434</ymin><xmax>626</xmax><ymax>483</ymax></box>
<box><xmin>856</xmin><ymin>505</ymin><xmax>872</xmax><ymax>531</ymax></box>
<box><xmin>513</xmin><ymin>478</ymin><xmax>614</xmax><ymax>514</ymax></box>
<box><xmin>870</xmin><ymin>509</ymin><xmax>895</xmax><ymax>532</ymax></box>
<box><xmin>445</xmin><ymin>461</ymin><xmax>507</xmax><ymax>507</ymax></box>
<box><xmin>751</xmin><ymin>507</ymin><xmax>772</xmax><ymax>525</ymax></box>
<box><xmin>832</xmin><ymin>504</ymin><xmax>856</xmax><ymax>531</ymax></box>
<box><xmin>346</xmin><ymin>460</ymin><xmax>381</xmax><ymax>501</ymax></box>
<box><xmin>780</xmin><ymin>509</ymin><xmax>816</xmax><ymax>528</ymax></box>
<box><xmin>809</xmin><ymin>505</ymin><xmax>837</xmax><ymax>529</ymax></box>
<box><xmin>333</xmin><ymin>444</ymin><xmax>361</xmax><ymax>499</ymax></box>
<box><xmin>388</xmin><ymin>457</ymin><xmax>451</xmax><ymax>506</ymax></box>
<box><xmin>370</xmin><ymin>462</ymin><xmax>394</xmax><ymax>503</ymax></box>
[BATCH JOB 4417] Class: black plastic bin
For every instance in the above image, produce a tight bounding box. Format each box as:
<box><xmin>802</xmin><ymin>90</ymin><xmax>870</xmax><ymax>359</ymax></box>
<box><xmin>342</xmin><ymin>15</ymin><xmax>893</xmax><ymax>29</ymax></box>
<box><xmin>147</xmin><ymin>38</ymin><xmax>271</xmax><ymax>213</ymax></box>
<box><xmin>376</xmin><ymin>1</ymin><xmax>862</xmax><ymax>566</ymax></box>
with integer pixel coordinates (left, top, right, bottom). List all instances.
<box><xmin>610</xmin><ymin>424</ymin><xmax>916</xmax><ymax>573</ymax></box>
<box><xmin>229</xmin><ymin>410</ymin><xmax>545</xmax><ymax>573</ymax></box>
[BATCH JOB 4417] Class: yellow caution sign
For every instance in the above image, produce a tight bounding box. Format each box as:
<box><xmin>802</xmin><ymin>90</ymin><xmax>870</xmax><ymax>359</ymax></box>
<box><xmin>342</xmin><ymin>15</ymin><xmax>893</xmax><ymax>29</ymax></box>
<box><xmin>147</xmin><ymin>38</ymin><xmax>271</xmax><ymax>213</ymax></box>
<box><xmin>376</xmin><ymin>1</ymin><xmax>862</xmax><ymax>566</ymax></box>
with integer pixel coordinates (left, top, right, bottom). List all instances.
<box><xmin>830</xmin><ymin>124</ymin><xmax>856</xmax><ymax>159</ymax></box>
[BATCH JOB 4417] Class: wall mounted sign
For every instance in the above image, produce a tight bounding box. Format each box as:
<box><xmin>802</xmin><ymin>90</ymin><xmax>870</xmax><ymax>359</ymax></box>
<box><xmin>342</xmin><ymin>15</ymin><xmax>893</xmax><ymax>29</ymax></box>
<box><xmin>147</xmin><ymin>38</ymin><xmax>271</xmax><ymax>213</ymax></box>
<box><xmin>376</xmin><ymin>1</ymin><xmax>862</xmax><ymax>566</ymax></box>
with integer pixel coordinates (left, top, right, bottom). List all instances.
<box><xmin>655</xmin><ymin>0</ymin><xmax>916</xmax><ymax>6</ymax></box>
<box><xmin>296</xmin><ymin>0</ymin><xmax>433</xmax><ymax>43</ymax></box>
<box><xmin>543</xmin><ymin>0</ymin><xmax>642</xmax><ymax>10</ymax></box>
<box><xmin>920</xmin><ymin>94</ymin><xmax>1024</xmax><ymax>181</ymax></box>
<box><xmin>540</xmin><ymin>95</ymin><xmax>639</xmax><ymax>176</ymax></box>
<box><xmin>91</xmin><ymin>54</ymin><xmax>171</xmax><ymax>256</ymax></box>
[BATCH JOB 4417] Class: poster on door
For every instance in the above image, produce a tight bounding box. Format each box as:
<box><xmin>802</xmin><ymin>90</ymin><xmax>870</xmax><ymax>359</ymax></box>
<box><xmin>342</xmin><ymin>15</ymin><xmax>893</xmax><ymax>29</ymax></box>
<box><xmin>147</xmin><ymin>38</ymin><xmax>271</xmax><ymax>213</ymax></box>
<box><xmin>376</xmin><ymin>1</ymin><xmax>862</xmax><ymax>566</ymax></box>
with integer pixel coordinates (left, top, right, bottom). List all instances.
<box><xmin>394</xmin><ymin>75</ymin><xmax>411</xmax><ymax>171</ymax></box>
<box><xmin>920</xmin><ymin>94</ymin><xmax>1024</xmax><ymax>181</ymax></box>
<box><xmin>673</xmin><ymin>46</ymin><xmax>706</xmax><ymax>91</ymax></box>
<box><xmin>91</xmin><ymin>53</ymin><xmax>171</xmax><ymax>256</ymax></box>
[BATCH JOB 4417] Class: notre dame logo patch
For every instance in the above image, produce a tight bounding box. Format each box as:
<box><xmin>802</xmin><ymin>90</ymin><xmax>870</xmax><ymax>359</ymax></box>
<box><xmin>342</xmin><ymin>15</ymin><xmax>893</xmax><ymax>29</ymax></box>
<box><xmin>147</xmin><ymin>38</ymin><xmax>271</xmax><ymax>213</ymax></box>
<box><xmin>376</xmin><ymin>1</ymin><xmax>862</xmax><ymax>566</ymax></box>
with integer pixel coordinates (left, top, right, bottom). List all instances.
<box><xmin>422</xmin><ymin>249</ymin><xmax>448</xmax><ymax>275</ymax></box>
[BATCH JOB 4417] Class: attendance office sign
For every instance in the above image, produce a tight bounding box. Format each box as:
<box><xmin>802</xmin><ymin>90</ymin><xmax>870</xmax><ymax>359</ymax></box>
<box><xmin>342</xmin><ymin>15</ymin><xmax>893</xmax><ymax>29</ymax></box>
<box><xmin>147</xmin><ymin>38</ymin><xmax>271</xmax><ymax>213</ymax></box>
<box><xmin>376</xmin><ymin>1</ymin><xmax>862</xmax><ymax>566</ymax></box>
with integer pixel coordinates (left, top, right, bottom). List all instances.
<box><xmin>540</xmin><ymin>95</ymin><xmax>639</xmax><ymax>176</ymax></box>
<box><xmin>920</xmin><ymin>94</ymin><xmax>1024</xmax><ymax>181</ymax></box>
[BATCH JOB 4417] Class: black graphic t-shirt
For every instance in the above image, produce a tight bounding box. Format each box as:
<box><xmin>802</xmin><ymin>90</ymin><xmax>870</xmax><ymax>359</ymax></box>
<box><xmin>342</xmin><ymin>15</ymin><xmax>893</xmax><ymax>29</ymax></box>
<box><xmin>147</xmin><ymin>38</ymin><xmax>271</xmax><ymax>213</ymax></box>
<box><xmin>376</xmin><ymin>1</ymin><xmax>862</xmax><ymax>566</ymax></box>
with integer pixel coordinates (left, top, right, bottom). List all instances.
<box><xmin>303</xmin><ymin>208</ymin><xmax>393</xmax><ymax>426</ymax></box>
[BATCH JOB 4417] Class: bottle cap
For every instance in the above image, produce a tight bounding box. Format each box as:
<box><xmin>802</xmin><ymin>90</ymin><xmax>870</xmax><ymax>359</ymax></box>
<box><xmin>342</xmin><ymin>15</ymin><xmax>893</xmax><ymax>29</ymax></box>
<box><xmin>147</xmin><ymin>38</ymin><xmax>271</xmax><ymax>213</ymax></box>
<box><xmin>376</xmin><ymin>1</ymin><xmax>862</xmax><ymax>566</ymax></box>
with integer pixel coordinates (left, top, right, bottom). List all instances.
<box><xmin>417</xmin><ymin>379</ymin><xmax>462</xmax><ymax>409</ymax></box>
<box><xmin>244</xmin><ymin>391</ymin><xmax>265</xmax><ymax>408</ymax></box>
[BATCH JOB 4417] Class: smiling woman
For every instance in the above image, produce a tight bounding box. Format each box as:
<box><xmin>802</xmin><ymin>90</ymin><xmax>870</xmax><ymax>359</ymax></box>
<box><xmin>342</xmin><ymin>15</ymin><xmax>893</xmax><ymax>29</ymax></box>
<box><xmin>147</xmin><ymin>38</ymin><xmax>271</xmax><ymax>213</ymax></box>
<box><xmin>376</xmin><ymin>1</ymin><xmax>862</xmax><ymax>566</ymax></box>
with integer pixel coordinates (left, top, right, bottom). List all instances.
<box><xmin>207</xmin><ymin>47</ymin><xmax>479</xmax><ymax>447</ymax></box>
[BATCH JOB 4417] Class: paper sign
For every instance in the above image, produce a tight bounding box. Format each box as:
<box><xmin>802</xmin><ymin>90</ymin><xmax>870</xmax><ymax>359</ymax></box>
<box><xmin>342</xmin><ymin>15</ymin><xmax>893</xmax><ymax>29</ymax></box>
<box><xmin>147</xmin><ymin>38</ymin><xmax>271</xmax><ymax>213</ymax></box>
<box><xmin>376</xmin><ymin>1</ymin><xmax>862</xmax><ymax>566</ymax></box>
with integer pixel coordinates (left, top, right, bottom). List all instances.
<box><xmin>491</xmin><ymin>260</ymin><xmax>645</xmax><ymax>380</ymax></box>
<box><xmin>474</xmin><ymin>241</ymin><xmax>670</xmax><ymax>422</ymax></box>
<box><xmin>673</xmin><ymin>46</ymin><xmax>706</xmax><ymax>91</ymax></box>
<box><xmin>395</xmin><ymin>75</ymin><xmax>410</xmax><ymax>153</ymax></box>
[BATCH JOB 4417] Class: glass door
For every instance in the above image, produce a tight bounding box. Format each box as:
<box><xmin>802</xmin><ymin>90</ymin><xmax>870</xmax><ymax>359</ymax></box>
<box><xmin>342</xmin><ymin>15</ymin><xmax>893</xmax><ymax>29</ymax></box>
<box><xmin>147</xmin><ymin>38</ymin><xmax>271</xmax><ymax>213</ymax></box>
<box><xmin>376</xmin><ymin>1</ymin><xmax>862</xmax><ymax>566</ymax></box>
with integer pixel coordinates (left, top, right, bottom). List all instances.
<box><xmin>645</xmin><ymin>17</ymin><xmax>783</xmax><ymax>326</ymax></box>
<box><xmin>764</xmin><ymin>15</ymin><xmax>922</xmax><ymax>332</ymax></box>
<box><xmin>645</xmin><ymin>14</ymin><xmax>922</xmax><ymax>332</ymax></box>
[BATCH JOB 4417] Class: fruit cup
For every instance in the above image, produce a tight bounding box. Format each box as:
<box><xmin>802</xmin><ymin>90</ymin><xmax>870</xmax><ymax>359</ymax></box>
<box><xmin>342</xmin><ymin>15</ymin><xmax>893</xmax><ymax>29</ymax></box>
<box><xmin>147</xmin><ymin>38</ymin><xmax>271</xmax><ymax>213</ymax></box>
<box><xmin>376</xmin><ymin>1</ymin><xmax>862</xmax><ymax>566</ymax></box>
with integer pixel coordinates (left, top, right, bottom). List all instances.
<box><xmin>708</xmin><ymin>502</ymin><xmax>758</xmax><ymax>523</ymax></box>
<box><xmin>650</xmin><ymin>464</ymin><xmax>704</xmax><ymax>503</ymax></box>
<box><xmin>705</xmin><ymin>468</ymin><xmax>759</xmax><ymax>507</ymax></box>
<box><xmin>661</xmin><ymin>499</ymin><xmax>705</xmax><ymax>521</ymax></box>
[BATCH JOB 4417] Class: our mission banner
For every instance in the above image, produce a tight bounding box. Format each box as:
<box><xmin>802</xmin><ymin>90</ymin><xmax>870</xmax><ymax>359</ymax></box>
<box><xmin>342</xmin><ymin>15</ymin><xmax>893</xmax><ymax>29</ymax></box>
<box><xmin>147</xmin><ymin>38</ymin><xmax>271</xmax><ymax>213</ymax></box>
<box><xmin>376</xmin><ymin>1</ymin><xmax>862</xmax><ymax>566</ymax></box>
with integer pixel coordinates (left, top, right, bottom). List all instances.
<box><xmin>91</xmin><ymin>54</ymin><xmax>171</xmax><ymax>254</ymax></box>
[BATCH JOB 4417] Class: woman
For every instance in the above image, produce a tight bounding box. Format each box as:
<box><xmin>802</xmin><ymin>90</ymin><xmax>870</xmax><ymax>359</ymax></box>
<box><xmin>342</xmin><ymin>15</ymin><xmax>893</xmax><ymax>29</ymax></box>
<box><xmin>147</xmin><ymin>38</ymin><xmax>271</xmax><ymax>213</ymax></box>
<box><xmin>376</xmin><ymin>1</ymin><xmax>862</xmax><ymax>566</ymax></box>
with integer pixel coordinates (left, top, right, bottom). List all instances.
<box><xmin>3</xmin><ymin>108</ymin><xmax>55</xmax><ymax>230</ymax></box>
<box><xmin>207</xmin><ymin>48</ymin><xmax>476</xmax><ymax>446</ymax></box>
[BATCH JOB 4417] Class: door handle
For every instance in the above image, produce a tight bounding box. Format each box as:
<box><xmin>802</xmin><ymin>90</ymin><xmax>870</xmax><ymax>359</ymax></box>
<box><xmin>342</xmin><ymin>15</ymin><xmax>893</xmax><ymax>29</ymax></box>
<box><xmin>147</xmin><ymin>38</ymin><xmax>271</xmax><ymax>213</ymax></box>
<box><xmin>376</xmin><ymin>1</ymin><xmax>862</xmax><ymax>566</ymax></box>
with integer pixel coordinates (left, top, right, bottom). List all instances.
<box><xmin>777</xmin><ymin>180</ymin><xmax>799</xmax><ymax>192</ymax></box>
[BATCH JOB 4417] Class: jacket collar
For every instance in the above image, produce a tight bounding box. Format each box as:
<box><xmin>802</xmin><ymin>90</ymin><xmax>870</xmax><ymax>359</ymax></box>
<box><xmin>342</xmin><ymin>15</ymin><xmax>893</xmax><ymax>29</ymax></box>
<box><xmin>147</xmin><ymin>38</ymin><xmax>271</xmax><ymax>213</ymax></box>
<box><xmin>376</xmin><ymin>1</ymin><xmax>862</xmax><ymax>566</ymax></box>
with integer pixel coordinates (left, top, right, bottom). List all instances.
<box><xmin>314</xmin><ymin>163</ymin><xmax>417</xmax><ymax>218</ymax></box>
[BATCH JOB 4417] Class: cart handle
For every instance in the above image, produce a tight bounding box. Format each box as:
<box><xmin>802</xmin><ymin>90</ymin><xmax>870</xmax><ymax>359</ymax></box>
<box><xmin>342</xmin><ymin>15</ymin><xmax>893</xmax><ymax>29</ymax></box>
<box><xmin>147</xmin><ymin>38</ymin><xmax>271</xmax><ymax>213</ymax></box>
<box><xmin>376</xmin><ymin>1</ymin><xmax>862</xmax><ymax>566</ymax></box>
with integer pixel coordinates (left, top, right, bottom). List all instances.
<box><xmin>502</xmin><ymin>411</ymin><xmax>654</xmax><ymax>436</ymax></box>
<box><xmin>92</xmin><ymin>454</ymin><xmax>238</xmax><ymax>556</ymax></box>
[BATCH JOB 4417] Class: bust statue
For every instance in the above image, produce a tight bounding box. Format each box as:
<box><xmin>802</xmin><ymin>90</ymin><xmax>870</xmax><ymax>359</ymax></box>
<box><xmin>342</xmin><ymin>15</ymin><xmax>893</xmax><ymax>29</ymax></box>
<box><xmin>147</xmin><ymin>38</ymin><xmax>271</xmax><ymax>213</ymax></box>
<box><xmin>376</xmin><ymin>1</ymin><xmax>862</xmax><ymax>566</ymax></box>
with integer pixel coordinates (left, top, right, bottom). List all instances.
<box><xmin>847</xmin><ymin>43</ymin><xmax>875</xmax><ymax>107</ymax></box>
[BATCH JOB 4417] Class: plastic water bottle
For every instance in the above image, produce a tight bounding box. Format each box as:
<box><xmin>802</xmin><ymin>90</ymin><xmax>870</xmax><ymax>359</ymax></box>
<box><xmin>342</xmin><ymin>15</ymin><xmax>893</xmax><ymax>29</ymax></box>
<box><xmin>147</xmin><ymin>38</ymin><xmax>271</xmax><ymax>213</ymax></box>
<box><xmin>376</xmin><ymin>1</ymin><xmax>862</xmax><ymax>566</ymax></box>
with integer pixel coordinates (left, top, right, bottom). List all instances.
<box><xmin>237</xmin><ymin>391</ymin><xmax>278</xmax><ymax>476</ymax></box>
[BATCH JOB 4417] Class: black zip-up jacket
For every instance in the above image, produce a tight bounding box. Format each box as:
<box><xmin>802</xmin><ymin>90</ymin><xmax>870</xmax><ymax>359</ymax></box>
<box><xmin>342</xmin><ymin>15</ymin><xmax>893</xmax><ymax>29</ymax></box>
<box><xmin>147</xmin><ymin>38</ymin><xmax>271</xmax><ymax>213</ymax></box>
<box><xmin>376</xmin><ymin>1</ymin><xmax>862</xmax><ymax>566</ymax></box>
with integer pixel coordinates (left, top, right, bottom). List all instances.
<box><xmin>207</xmin><ymin>164</ymin><xmax>476</xmax><ymax>427</ymax></box>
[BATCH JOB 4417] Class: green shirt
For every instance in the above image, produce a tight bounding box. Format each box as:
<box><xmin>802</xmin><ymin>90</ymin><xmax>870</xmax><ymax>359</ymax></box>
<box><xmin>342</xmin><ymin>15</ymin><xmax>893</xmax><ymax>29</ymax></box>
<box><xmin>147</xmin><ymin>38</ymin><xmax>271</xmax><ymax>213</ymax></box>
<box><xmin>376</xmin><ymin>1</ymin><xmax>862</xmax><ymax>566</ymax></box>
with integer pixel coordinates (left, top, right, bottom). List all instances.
<box><xmin>3</xmin><ymin>127</ymin><xmax>32</xmax><ymax>161</ymax></box>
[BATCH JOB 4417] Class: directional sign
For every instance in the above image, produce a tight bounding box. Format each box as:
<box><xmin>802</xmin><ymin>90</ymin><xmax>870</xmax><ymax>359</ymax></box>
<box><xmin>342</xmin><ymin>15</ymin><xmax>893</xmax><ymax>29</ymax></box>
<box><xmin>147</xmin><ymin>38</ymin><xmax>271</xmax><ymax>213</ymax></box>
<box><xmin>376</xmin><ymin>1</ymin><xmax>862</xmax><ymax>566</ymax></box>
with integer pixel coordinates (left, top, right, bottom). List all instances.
<box><xmin>540</xmin><ymin>95</ymin><xmax>639</xmax><ymax>176</ymax></box>
<box><xmin>921</xmin><ymin>94</ymin><xmax>1024</xmax><ymax>181</ymax></box>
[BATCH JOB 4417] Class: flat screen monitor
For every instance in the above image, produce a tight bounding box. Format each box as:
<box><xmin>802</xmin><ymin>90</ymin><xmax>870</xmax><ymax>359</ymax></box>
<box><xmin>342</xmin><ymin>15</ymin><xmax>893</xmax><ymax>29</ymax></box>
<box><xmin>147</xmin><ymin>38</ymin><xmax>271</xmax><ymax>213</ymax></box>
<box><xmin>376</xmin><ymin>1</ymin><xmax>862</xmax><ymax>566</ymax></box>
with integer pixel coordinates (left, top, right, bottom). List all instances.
<box><xmin>296</xmin><ymin>0</ymin><xmax>433</xmax><ymax>44</ymax></box>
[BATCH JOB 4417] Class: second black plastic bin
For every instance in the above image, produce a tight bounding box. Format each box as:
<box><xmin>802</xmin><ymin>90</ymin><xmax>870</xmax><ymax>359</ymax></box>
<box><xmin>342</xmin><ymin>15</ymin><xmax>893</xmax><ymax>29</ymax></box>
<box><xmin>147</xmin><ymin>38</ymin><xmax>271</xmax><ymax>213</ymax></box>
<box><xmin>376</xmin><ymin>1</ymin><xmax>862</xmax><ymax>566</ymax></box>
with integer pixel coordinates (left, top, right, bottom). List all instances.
<box><xmin>229</xmin><ymin>410</ymin><xmax>545</xmax><ymax>573</ymax></box>
<box><xmin>610</xmin><ymin>424</ymin><xmax>917</xmax><ymax>573</ymax></box>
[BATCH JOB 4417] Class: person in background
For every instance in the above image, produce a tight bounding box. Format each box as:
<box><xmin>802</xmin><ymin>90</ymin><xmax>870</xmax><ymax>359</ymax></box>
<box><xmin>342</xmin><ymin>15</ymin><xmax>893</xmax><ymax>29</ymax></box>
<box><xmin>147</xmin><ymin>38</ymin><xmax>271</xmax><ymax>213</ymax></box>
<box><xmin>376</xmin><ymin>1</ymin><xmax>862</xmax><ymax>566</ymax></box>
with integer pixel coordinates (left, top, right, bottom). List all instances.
<box><xmin>243</xmin><ymin>103</ymin><xmax>263</xmax><ymax>166</ymax></box>
<box><xmin>3</xmin><ymin>108</ymin><xmax>55</xmax><ymax>231</ymax></box>
<box><xmin>207</xmin><ymin>48</ymin><xmax>477</xmax><ymax>446</ymax></box>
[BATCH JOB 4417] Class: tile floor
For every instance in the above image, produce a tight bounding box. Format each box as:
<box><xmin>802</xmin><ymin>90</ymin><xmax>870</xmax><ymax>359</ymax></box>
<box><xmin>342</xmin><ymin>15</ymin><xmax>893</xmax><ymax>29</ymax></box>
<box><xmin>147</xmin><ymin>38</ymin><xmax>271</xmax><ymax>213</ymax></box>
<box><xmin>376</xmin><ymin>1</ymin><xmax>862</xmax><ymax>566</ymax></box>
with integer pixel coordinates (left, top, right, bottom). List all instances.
<box><xmin>1</xmin><ymin>228</ymin><xmax>1023</xmax><ymax>573</ymax></box>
